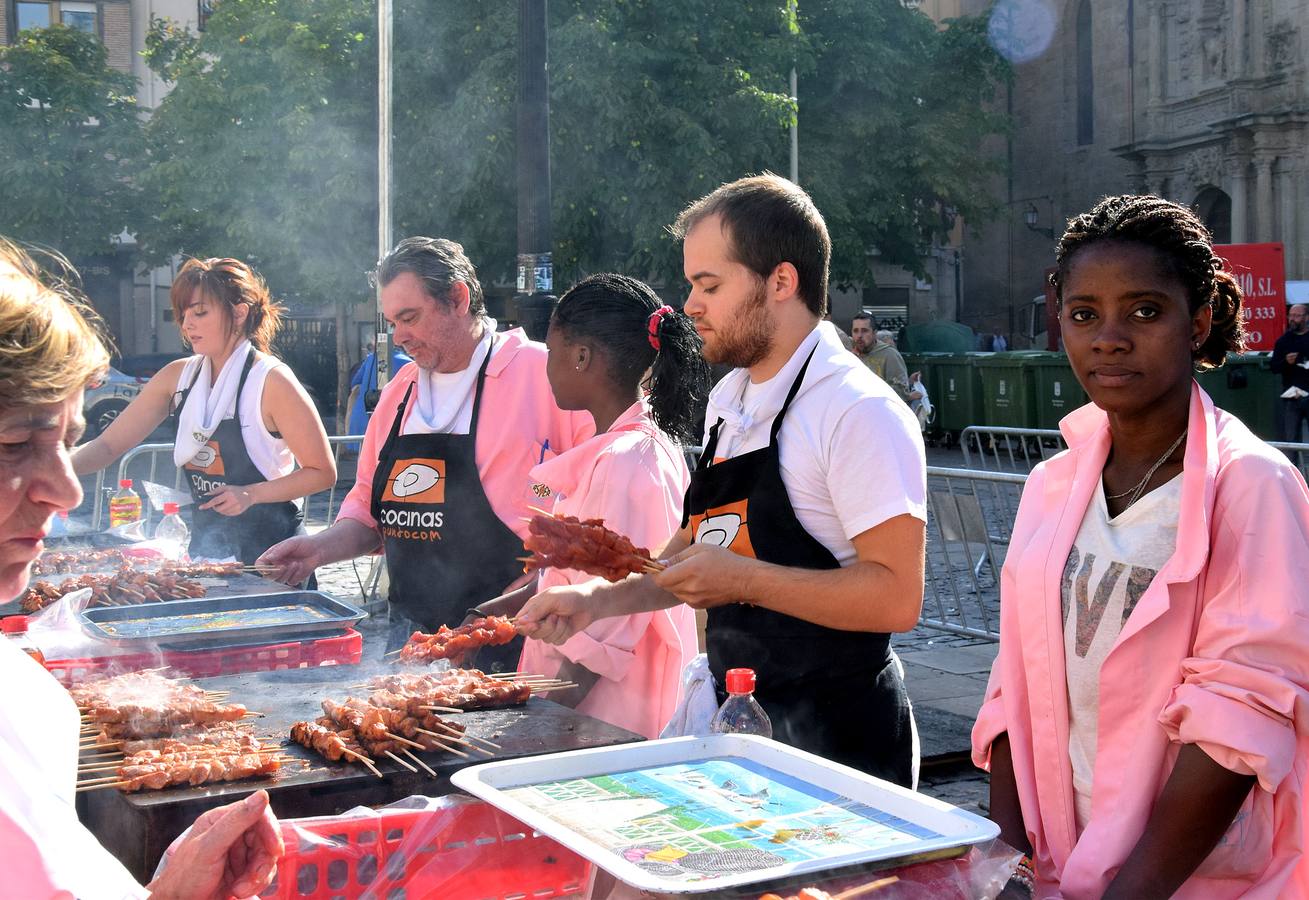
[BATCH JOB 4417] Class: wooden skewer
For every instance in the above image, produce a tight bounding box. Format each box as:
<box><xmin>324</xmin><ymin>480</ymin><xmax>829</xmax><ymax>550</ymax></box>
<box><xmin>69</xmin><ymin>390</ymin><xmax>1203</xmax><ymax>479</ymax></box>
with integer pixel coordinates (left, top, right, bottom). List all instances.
<box><xmin>339</xmin><ymin>746</ymin><xmax>373</xmax><ymax>764</ymax></box>
<box><xmin>433</xmin><ymin>723</ymin><xmax>500</xmax><ymax>751</ymax></box>
<box><xmin>75</xmin><ymin>781</ymin><xmax>126</xmax><ymax>793</ymax></box>
<box><xmin>382</xmin><ymin>731</ymin><xmax>426</xmax><ymax>751</ymax></box>
<box><xmin>361</xmin><ymin>757</ymin><xmax>384</xmax><ymax>778</ymax></box>
<box><xmin>833</xmin><ymin>876</ymin><xmax>899</xmax><ymax>899</ymax></box>
<box><xmin>414</xmin><ymin>729</ymin><xmax>471</xmax><ymax>758</ymax></box>
<box><xmin>420</xmin><ymin>706</ymin><xmax>463</xmax><ymax>714</ymax></box>
<box><xmin>526</xmin><ymin>505</ymin><xmax>553</xmax><ymax>517</ymax></box>
<box><xmin>384</xmin><ymin>648</ymin><xmax>404</xmax><ymax>658</ymax></box>
<box><xmin>403</xmin><ymin>749</ymin><xmax>438</xmax><ymax>776</ymax></box>
<box><xmin>76</xmin><ymin>775</ymin><xmax>123</xmax><ymax>786</ymax></box>
<box><xmin>384</xmin><ymin>750</ymin><xmax>417</xmax><ymax>773</ymax></box>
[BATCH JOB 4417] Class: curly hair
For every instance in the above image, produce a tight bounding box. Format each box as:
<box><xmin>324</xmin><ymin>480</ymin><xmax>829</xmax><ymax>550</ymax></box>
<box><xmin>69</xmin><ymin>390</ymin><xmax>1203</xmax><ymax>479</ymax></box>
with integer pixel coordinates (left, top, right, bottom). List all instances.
<box><xmin>0</xmin><ymin>238</ymin><xmax>110</xmax><ymax>407</ymax></box>
<box><xmin>1051</xmin><ymin>195</ymin><xmax>1245</xmax><ymax>370</ymax></box>
<box><xmin>170</xmin><ymin>257</ymin><xmax>284</xmax><ymax>353</ymax></box>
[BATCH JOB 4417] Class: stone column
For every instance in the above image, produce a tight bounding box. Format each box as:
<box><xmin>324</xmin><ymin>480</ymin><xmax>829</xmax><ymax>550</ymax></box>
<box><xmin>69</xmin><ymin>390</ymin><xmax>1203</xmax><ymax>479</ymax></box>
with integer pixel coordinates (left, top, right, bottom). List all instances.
<box><xmin>1278</xmin><ymin>163</ymin><xmax>1297</xmax><ymax>251</ymax></box>
<box><xmin>1229</xmin><ymin>0</ymin><xmax>1246</xmax><ymax>78</ymax></box>
<box><xmin>1250</xmin><ymin>0</ymin><xmax>1266</xmax><ymax>77</ymax></box>
<box><xmin>1227</xmin><ymin>158</ymin><xmax>1249</xmax><ymax>243</ymax></box>
<box><xmin>1149</xmin><ymin>4</ymin><xmax>1164</xmax><ymax>103</ymax></box>
<box><xmin>1254</xmin><ymin>156</ymin><xmax>1275</xmax><ymax>242</ymax></box>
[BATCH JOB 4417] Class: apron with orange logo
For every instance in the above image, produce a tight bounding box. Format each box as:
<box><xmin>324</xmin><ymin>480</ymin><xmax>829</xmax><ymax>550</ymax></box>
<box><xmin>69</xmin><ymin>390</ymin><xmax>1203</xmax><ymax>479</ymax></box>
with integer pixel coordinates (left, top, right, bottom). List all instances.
<box><xmin>369</xmin><ymin>339</ymin><xmax>524</xmax><ymax>669</ymax></box>
<box><xmin>685</xmin><ymin>352</ymin><xmax>914</xmax><ymax>785</ymax></box>
<box><xmin>173</xmin><ymin>352</ymin><xmax>304</xmax><ymax>565</ymax></box>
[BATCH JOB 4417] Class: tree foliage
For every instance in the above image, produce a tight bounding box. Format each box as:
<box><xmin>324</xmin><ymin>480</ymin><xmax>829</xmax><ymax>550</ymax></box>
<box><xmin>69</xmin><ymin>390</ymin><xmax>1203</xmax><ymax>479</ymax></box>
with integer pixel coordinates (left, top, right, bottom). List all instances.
<box><xmin>139</xmin><ymin>0</ymin><xmax>1008</xmax><ymax>303</ymax></box>
<box><xmin>0</xmin><ymin>25</ymin><xmax>143</xmax><ymax>259</ymax></box>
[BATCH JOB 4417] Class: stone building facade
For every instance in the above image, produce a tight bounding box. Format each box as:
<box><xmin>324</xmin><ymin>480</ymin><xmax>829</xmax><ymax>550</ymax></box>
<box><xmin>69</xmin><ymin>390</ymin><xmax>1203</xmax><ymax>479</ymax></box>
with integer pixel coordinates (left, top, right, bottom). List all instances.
<box><xmin>962</xmin><ymin>0</ymin><xmax>1307</xmax><ymax>344</ymax></box>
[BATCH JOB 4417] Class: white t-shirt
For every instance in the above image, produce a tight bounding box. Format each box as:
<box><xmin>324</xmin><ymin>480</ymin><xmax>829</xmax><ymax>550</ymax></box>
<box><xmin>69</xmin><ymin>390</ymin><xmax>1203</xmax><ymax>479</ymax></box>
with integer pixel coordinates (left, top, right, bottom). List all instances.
<box><xmin>1062</xmin><ymin>474</ymin><xmax>1183</xmax><ymax>831</ymax></box>
<box><xmin>405</xmin><ymin>318</ymin><xmax>503</xmax><ymax>436</ymax></box>
<box><xmin>701</xmin><ymin>322</ymin><xmax>927</xmax><ymax>565</ymax></box>
<box><xmin>0</xmin><ymin>640</ymin><xmax>147</xmax><ymax>899</ymax></box>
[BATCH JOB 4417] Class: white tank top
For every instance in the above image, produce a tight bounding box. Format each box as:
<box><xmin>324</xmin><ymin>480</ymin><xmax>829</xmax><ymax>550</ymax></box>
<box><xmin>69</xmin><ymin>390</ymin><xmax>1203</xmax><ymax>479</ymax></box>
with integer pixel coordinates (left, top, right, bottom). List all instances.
<box><xmin>177</xmin><ymin>352</ymin><xmax>297</xmax><ymax>483</ymax></box>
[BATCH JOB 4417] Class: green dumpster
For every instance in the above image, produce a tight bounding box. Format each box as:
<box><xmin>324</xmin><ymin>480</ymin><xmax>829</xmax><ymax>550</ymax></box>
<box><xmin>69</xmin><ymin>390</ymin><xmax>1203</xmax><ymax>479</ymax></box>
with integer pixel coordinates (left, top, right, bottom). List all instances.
<box><xmin>975</xmin><ymin>352</ymin><xmax>1040</xmax><ymax>429</ymax></box>
<box><xmin>932</xmin><ymin>353</ymin><xmax>985</xmax><ymax>435</ymax></box>
<box><xmin>1028</xmin><ymin>352</ymin><xmax>1090</xmax><ymax>430</ymax></box>
<box><xmin>1195</xmin><ymin>353</ymin><xmax>1279</xmax><ymax>441</ymax></box>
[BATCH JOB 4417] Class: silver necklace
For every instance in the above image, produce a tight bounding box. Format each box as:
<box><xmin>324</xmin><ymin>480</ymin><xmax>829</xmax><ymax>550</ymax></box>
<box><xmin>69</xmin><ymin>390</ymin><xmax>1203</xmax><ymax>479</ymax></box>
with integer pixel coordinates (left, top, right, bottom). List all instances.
<box><xmin>1105</xmin><ymin>429</ymin><xmax>1187</xmax><ymax>508</ymax></box>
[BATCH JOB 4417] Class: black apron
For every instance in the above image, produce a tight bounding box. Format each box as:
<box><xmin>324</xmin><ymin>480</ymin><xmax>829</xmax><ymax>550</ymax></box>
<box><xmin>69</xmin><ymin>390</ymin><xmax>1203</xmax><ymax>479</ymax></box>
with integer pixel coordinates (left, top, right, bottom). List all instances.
<box><xmin>368</xmin><ymin>339</ymin><xmax>524</xmax><ymax>670</ymax></box>
<box><xmin>174</xmin><ymin>352</ymin><xmax>304</xmax><ymax>566</ymax></box>
<box><xmin>684</xmin><ymin>351</ymin><xmax>915</xmax><ymax>786</ymax></box>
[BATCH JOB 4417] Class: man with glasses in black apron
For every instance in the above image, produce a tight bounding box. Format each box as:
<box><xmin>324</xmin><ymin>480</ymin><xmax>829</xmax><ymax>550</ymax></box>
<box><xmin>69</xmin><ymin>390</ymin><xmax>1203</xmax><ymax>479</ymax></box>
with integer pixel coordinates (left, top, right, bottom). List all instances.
<box><xmin>259</xmin><ymin>238</ymin><xmax>591</xmax><ymax>669</ymax></box>
<box><xmin>519</xmin><ymin>176</ymin><xmax>926</xmax><ymax>785</ymax></box>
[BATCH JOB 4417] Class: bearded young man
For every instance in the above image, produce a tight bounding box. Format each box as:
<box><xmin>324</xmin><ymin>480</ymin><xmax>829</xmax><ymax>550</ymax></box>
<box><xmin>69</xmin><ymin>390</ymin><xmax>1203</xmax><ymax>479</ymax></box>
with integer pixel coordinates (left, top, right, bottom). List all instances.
<box><xmin>518</xmin><ymin>174</ymin><xmax>927</xmax><ymax>784</ymax></box>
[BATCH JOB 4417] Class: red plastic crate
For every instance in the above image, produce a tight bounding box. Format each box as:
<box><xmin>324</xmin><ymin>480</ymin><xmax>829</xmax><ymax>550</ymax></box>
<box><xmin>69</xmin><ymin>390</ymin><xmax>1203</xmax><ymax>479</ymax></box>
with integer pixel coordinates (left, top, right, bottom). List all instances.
<box><xmin>44</xmin><ymin>628</ymin><xmax>362</xmax><ymax>686</ymax></box>
<box><xmin>264</xmin><ymin>797</ymin><xmax>591</xmax><ymax>900</ymax></box>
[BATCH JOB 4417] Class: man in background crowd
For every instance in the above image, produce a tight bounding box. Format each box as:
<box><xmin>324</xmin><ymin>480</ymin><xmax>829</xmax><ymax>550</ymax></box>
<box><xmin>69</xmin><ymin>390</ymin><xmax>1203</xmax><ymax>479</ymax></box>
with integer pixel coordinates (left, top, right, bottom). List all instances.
<box><xmin>1271</xmin><ymin>303</ymin><xmax>1309</xmax><ymax>442</ymax></box>
<box><xmin>851</xmin><ymin>313</ymin><xmax>912</xmax><ymax>404</ymax></box>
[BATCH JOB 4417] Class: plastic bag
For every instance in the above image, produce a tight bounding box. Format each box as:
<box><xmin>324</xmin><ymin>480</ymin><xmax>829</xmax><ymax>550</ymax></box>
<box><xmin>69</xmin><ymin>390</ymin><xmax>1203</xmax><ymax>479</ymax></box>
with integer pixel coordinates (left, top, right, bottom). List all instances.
<box><xmin>26</xmin><ymin>587</ymin><xmax>132</xmax><ymax>661</ymax></box>
<box><xmin>659</xmin><ymin>653</ymin><xmax>719</xmax><ymax>739</ymax></box>
<box><xmin>155</xmin><ymin>793</ymin><xmax>593</xmax><ymax>900</ymax></box>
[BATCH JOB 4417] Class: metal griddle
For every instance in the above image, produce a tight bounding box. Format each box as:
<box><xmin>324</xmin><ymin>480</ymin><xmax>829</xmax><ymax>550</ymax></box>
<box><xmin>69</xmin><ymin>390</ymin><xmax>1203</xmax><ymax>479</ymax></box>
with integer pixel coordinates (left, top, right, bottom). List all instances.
<box><xmin>77</xmin><ymin>663</ymin><xmax>643</xmax><ymax>882</ymax></box>
<box><xmin>81</xmin><ymin>591</ymin><xmax>365</xmax><ymax>647</ymax></box>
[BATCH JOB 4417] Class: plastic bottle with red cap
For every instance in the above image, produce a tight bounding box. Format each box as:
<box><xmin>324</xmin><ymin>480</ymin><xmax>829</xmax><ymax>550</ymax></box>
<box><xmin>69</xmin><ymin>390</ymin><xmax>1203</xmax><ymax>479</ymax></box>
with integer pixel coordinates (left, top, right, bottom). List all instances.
<box><xmin>2</xmin><ymin>615</ymin><xmax>45</xmax><ymax>665</ymax></box>
<box><xmin>710</xmin><ymin>667</ymin><xmax>773</xmax><ymax>738</ymax></box>
<box><xmin>154</xmin><ymin>501</ymin><xmax>190</xmax><ymax>548</ymax></box>
<box><xmin>108</xmin><ymin>478</ymin><xmax>142</xmax><ymax>527</ymax></box>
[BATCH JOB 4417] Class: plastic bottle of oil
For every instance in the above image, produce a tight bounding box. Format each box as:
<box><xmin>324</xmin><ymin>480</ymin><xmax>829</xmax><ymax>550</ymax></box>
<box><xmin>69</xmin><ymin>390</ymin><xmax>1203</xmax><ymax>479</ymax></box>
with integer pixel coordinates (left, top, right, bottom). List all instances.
<box><xmin>108</xmin><ymin>479</ymin><xmax>143</xmax><ymax>528</ymax></box>
<box><xmin>2</xmin><ymin>616</ymin><xmax>45</xmax><ymax>665</ymax></box>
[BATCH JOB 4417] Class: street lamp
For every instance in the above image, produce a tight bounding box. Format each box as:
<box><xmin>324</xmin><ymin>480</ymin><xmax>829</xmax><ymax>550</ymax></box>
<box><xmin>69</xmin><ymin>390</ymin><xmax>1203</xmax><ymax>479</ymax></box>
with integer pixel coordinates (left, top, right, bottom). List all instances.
<box><xmin>1024</xmin><ymin>203</ymin><xmax>1055</xmax><ymax>240</ymax></box>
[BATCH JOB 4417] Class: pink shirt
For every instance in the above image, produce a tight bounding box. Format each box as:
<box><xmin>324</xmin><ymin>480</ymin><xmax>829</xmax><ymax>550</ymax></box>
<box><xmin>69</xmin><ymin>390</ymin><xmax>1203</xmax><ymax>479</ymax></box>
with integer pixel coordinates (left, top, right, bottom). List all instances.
<box><xmin>972</xmin><ymin>383</ymin><xmax>1309</xmax><ymax>898</ymax></box>
<box><xmin>519</xmin><ymin>399</ymin><xmax>698</xmax><ymax>739</ymax></box>
<box><xmin>337</xmin><ymin>328</ymin><xmax>593</xmax><ymax>539</ymax></box>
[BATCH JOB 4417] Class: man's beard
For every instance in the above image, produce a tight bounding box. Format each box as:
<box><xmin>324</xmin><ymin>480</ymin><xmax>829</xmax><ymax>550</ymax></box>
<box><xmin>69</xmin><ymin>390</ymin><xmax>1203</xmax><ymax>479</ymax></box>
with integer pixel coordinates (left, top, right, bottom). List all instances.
<box><xmin>703</xmin><ymin>282</ymin><xmax>774</xmax><ymax>368</ymax></box>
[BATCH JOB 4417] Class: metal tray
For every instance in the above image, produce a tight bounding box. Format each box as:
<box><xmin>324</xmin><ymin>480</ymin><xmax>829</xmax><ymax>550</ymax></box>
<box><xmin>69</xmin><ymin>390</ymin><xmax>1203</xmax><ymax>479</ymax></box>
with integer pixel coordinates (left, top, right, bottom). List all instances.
<box><xmin>452</xmin><ymin>734</ymin><xmax>999</xmax><ymax>895</ymax></box>
<box><xmin>80</xmin><ymin>591</ymin><xmax>367</xmax><ymax>647</ymax></box>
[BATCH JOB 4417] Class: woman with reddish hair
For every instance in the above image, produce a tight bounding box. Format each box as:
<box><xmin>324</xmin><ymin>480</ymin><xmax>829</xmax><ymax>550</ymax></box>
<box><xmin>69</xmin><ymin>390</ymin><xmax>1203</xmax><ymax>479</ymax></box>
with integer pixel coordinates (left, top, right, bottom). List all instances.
<box><xmin>74</xmin><ymin>257</ymin><xmax>334</xmax><ymax>564</ymax></box>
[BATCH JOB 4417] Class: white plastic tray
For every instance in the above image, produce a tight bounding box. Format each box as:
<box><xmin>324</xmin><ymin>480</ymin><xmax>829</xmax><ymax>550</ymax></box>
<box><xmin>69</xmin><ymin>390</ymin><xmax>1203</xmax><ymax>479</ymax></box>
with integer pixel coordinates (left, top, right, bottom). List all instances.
<box><xmin>451</xmin><ymin>734</ymin><xmax>998</xmax><ymax>894</ymax></box>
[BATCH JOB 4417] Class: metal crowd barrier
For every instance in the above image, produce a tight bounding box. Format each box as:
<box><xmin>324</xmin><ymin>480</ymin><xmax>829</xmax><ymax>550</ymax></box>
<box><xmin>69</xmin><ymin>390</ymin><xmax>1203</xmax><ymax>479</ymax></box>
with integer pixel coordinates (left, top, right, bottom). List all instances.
<box><xmin>960</xmin><ymin>425</ymin><xmax>1066</xmax><ymax>473</ymax></box>
<box><xmin>960</xmin><ymin>425</ymin><xmax>1309</xmax><ymax>482</ymax></box>
<box><xmin>920</xmin><ymin>466</ymin><xmax>1026</xmax><ymax>642</ymax></box>
<box><xmin>87</xmin><ymin>434</ymin><xmax>368</xmax><ymax>531</ymax></box>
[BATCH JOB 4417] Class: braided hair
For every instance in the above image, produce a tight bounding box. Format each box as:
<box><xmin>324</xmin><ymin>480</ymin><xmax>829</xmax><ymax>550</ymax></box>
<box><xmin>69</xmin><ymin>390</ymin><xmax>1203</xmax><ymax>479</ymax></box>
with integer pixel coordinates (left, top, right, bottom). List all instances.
<box><xmin>1051</xmin><ymin>195</ymin><xmax>1245</xmax><ymax>370</ymax></box>
<box><xmin>552</xmin><ymin>273</ymin><xmax>710</xmax><ymax>444</ymax></box>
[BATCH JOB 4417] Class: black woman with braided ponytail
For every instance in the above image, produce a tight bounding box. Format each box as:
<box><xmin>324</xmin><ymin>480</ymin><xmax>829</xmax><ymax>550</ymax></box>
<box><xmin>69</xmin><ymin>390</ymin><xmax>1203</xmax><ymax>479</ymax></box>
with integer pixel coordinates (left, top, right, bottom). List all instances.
<box><xmin>975</xmin><ymin>194</ymin><xmax>1309</xmax><ymax>899</ymax></box>
<box><xmin>470</xmin><ymin>273</ymin><xmax>707</xmax><ymax>739</ymax></box>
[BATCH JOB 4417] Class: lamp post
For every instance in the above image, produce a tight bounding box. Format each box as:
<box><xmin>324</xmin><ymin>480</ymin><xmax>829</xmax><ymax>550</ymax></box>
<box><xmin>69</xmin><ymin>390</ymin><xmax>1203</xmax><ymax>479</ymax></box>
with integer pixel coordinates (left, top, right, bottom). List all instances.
<box><xmin>1004</xmin><ymin>194</ymin><xmax>1055</xmax><ymax>341</ymax></box>
<box><xmin>374</xmin><ymin>0</ymin><xmax>393</xmax><ymax>389</ymax></box>
<box><xmin>514</xmin><ymin>0</ymin><xmax>555</xmax><ymax>341</ymax></box>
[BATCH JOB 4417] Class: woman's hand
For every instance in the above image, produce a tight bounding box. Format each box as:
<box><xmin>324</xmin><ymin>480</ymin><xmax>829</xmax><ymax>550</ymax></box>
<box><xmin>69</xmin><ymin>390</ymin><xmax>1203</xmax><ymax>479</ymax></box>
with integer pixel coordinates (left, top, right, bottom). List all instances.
<box><xmin>201</xmin><ymin>484</ymin><xmax>257</xmax><ymax>516</ymax></box>
<box><xmin>147</xmin><ymin>790</ymin><xmax>284</xmax><ymax>900</ymax></box>
<box><xmin>516</xmin><ymin>582</ymin><xmax>601</xmax><ymax>644</ymax></box>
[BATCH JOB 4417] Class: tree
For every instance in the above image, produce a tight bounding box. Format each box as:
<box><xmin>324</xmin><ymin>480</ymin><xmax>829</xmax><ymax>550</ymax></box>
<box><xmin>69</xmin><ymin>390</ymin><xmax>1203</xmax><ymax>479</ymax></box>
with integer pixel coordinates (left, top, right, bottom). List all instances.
<box><xmin>139</xmin><ymin>1</ymin><xmax>1008</xmax><ymax>347</ymax></box>
<box><xmin>139</xmin><ymin>0</ymin><xmax>379</xmax><ymax>417</ymax></box>
<box><xmin>0</xmin><ymin>25</ymin><xmax>143</xmax><ymax>259</ymax></box>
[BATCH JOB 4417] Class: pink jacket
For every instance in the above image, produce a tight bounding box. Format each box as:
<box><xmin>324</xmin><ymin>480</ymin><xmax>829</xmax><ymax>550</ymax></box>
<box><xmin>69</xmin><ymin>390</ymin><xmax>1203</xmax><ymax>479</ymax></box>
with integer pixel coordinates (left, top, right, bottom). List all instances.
<box><xmin>337</xmin><ymin>328</ymin><xmax>593</xmax><ymax>538</ymax></box>
<box><xmin>972</xmin><ymin>383</ymin><xmax>1309</xmax><ymax>898</ymax></box>
<box><xmin>519</xmin><ymin>399</ymin><xmax>698</xmax><ymax>739</ymax></box>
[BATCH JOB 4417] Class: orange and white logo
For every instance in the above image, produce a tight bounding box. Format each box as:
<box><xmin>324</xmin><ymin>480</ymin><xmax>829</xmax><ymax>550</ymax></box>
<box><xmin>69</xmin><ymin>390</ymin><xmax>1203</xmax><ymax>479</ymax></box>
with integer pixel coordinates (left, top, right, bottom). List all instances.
<box><xmin>184</xmin><ymin>440</ymin><xmax>225</xmax><ymax>476</ymax></box>
<box><xmin>382</xmin><ymin>458</ymin><xmax>446</xmax><ymax>504</ymax></box>
<box><xmin>688</xmin><ymin>499</ymin><xmax>755</xmax><ymax>558</ymax></box>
